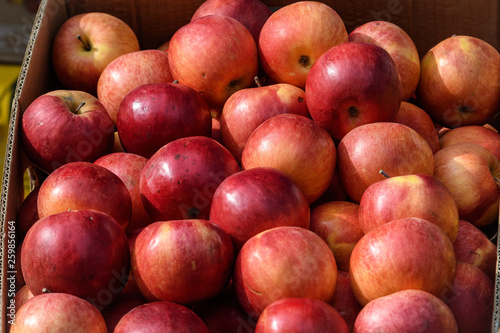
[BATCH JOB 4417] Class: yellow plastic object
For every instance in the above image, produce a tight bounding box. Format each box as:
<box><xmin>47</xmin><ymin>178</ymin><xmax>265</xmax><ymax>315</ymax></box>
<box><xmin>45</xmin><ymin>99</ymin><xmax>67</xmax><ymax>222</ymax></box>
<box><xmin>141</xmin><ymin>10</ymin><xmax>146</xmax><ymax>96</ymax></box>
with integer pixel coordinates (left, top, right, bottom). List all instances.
<box><xmin>0</xmin><ymin>64</ymin><xmax>21</xmax><ymax>187</ymax></box>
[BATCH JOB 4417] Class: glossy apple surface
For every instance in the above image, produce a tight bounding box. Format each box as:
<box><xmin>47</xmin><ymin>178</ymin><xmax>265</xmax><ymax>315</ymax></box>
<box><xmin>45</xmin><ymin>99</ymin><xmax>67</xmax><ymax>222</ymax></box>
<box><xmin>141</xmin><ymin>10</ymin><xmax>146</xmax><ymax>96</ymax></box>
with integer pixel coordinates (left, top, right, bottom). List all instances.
<box><xmin>209</xmin><ymin>167</ymin><xmax>310</xmax><ymax>251</ymax></box>
<box><xmin>140</xmin><ymin>136</ymin><xmax>240</xmax><ymax>221</ymax></box>
<box><xmin>255</xmin><ymin>298</ymin><xmax>349</xmax><ymax>333</ymax></box>
<box><xmin>233</xmin><ymin>226</ymin><xmax>338</xmax><ymax>319</ymax></box>
<box><xmin>97</xmin><ymin>49</ymin><xmax>174</xmax><ymax>124</ymax></box>
<box><xmin>94</xmin><ymin>152</ymin><xmax>152</xmax><ymax>235</ymax></box>
<box><xmin>117</xmin><ymin>82</ymin><xmax>212</xmax><ymax>158</ymax></box>
<box><xmin>131</xmin><ymin>219</ymin><xmax>235</xmax><ymax>304</ymax></box>
<box><xmin>348</xmin><ymin>21</ymin><xmax>420</xmax><ymax>101</ymax></box>
<box><xmin>433</xmin><ymin>142</ymin><xmax>500</xmax><ymax>227</ymax></box>
<box><xmin>358</xmin><ymin>174</ymin><xmax>459</xmax><ymax>241</ymax></box>
<box><xmin>337</xmin><ymin>122</ymin><xmax>434</xmax><ymax>203</ymax></box>
<box><xmin>309</xmin><ymin>201</ymin><xmax>363</xmax><ymax>271</ymax></box>
<box><xmin>114</xmin><ymin>301</ymin><xmax>209</xmax><ymax>333</ymax></box>
<box><xmin>21</xmin><ymin>209</ymin><xmax>130</xmax><ymax>310</ymax></box>
<box><xmin>11</xmin><ymin>293</ymin><xmax>107</xmax><ymax>333</ymax></box>
<box><xmin>241</xmin><ymin>114</ymin><xmax>336</xmax><ymax>203</ymax></box>
<box><xmin>51</xmin><ymin>12</ymin><xmax>140</xmax><ymax>95</ymax></box>
<box><xmin>220</xmin><ymin>83</ymin><xmax>309</xmax><ymax>162</ymax></box>
<box><xmin>190</xmin><ymin>0</ymin><xmax>272</xmax><ymax>43</ymax></box>
<box><xmin>37</xmin><ymin>161</ymin><xmax>132</xmax><ymax>230</ymax></box>
<box><xmin>349</xmin><ymin>217</ymin><xmax>456</xmax><ymax>306</ymax></box>
<box><xmin>353</xmin><ymin>290</ymin><xmax>458</xmax><ymax>333</ymax></box>
<box><xmin>258</xmin><ymin>1</ymin><xmax>348</xmax><ymax>88</ymax></box>
<box><xmin>168</xmin><ymin>15</ymin><xmax>259</xmax><ymax>109</ymax></box>
<box><xmin>416</xmin><ymin>35</ymin><xmax>500</xmax><ymax>128</ymax></box>
<box><xmin>305</xmin><ymin>41</ymin><xmax>402</xmax><ymax>140</ymax></box>
<box><xmin>21</xmin><ymin>90</ymin><xmax>115</xmax><ymax>173</ymax></box>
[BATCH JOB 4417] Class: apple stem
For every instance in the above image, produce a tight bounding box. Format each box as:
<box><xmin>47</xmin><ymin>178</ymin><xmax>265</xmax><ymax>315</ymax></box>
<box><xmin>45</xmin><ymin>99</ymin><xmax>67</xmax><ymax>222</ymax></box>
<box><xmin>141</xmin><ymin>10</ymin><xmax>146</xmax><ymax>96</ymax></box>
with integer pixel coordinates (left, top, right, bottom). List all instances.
<box><xmin>41</xmin><ymin>288</ymin><xmax>51</xmax><ymax>293</ymax></box>
<box><xmin>75</xmin><ymin>102</ymin><xmax>86</xmax><ymax>114</ymax></box>
<box><xmin>379</xmin><ymin>169</ymin><xmax>391</xmax><ymax>178</ymax></box>
<box><xmin>494</xmin><ymin>178</ymin><xmax>500</xmax><ymax>185</ymax></box>
<box><xmin>76</xmin><ymin>34</ymin><xmax>91</xmax><ymax>51</ymax></box>
<box><xmin>254</xmin><ymin>76</ymin><xmax>262</xmax><ymax>88</ymax></box>
<box><xmin>490</xmin><ymin>232</ymin><xmax>498</xmax><ymax>242</ymax></box>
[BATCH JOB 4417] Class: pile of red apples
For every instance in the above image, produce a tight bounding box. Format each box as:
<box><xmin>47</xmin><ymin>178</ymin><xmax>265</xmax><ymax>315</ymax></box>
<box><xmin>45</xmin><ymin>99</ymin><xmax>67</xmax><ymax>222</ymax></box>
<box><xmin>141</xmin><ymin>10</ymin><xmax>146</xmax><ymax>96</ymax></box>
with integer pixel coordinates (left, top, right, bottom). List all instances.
<box><xmin>11</xmin><ymin>0</ymin><xmax>500</xmax><ymax>332</ymax></box>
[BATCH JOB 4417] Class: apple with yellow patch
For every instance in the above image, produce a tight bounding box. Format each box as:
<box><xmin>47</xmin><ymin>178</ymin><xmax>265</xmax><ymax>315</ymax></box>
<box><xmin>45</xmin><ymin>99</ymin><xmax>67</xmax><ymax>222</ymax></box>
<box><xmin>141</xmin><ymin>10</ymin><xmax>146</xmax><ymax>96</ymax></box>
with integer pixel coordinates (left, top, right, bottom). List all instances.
<box><xmin>220</xmin><ymin>83</ymin><xmax>309</xmax><ymax>162</ymax></box>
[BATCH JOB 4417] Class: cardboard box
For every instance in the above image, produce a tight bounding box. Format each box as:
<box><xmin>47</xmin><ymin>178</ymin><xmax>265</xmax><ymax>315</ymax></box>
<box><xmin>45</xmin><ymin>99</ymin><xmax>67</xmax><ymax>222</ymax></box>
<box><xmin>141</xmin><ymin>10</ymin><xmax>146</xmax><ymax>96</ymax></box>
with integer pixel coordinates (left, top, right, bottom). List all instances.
<box><xmin>0</xmin><ymin>0</ymin><xmax>499</xmax><ymax>331</ymax></box>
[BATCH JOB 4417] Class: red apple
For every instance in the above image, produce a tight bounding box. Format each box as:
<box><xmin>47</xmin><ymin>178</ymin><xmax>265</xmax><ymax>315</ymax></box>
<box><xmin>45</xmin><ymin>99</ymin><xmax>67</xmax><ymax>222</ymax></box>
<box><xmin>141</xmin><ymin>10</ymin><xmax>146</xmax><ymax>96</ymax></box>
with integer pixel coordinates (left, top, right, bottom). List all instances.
<box><xmin>394</xmin><ymin>101</ymin><xmax>440</xmax><ymax>153</ymax></box>
<box><xmin>51</xmin><ymin>12</ymin><xmax>140</xmax><ymax>95</ymax></box>
<box><xmin>336</xmin><ymin>122</ymin><xmax>434</xmax><ymax>203</ymax></box>
<box><xmin>255</xmin><ymin>298</ymin><xmax>349</xmax><ymax>333</ymax></box>
<box><xmin>209</xmin><ymin>167</ymin><xmax>310</xmax><ymax>251</ymax></box>
<box><xmin>258</xmin><ymin>1</ymin><xmax>348</xmax><ymax>88</ymax></box>
<box><xmin>305</xmin><ymin>41</ymin><xmax>402</xmax><ymax>140</ymax></box>
<box><xmin>131</xmin><ymin>219</ymin><xmax>235</xmax><ymax>304</ymax></box>
<box><xmin>140</xmin><ymin>136</ymin><xmax>240</xmax><ymax>221</ymax></box>
<box><xmin>16</xmin><ymin>186</ymin><xmax>39</xmax><ymax>239</ymax></box>
<box><xmin>444</xmin><ymin>262</ymin><xmax>494</xmax><ymax>333</ymax></box>
<box><xmin>94</xmin><ymin>152</ymin><xmax>153</xmax><ymax>235</ymax></box>
<box><xmin>117</xmin><ymin>82</ymin><xmax>212</xmax><ymax>158</ymax></box>
<box><xmin>439</xmin><ymin>124</ymin><xmax>500</xmax><ymax>161</ymax></box>
<box><xmin>10</xmin><ymin>293</ymin><xmax>107</xmax><ymax>333</ymax></box>
<box><xmin>348</xmin><ymin>21</ymin><xmax>420</xmax><ymax>101</ymax></box>
<box><xmin>37</xmin><ymin>161</ymin><xmax>132</xmax><ymax>230</ymax></box>
<box><xmin>168</xmin><ymin>15</ymin><xmax>259</xmax><ymax>109</ymax></box>
<box><xmin>114</xmin><ymin>301</ymin><xmax>209</xmax><ymax>333</ymax></box>
<box><xmin>191</xmin><ymin>0</ymin><xmax>272</xmax><ymax>43</ymax></box>
<box><xmin>416</xmin><ymin>35</ymin><xmax>500</xmax><ymax>128</ymax></box>
<box><xmin>329</xmin><ymin>271</ymin><xmax>362</xmax><ymax>332</ymax></box>
<box><xmin>241</xmin><ymin>113</ymin><xmax>336</xmax><ymax>203</ymax></box>
<box><xmin>353</xmin><ymin>290</ymin><xmax>458</xmax><ymax>333</ymax></box>
<box><xmin>453</xmin><ymin>220</ymin><xmax>497</xmax><ymax>281</ymax></box>
<box><xmin>21</xmin><ymin>209</ymin><xmax>131</xmax><ymax>310</ymax></box>
<box><xmin>233</xmin><ymin>226</ymin><xmax>338</xmax><ymax>319</ymax></box>
<box><xmin>97</xmin><ymin>49</ymin><xmax>174</xmax><ymax>124</ymax></box>
<box><xmin>220</xmin><ymin>83</ymin><xmax>309</xmax><ymax>162</ymax></box>
<box><xmin>211</xmin><ymin>116</ymin><xmax>222</xmax><ymax>143</ymax></box>
<box><xmin>358</xmin><ymin>173</ymin><xmax>459</xmax><ymax>242</ymax></box>
<box><xmin>433</xmin><ymin>142</ymin><xmax>500</xmax><ymax>227</ymax></box>
<box><xmin>100</xmin><ymin>293</ymin><xmax>147</xmax><ymax>333</ymax></box>
<box><xmin>309</xmin><ymin>201</ymin><xmax>363</xmax><ymax>271</ymax></box>
<box><xmin>13</xmin><ymin>285</ymin><xmax>34</xmax><ymax>314</ymax></box>
<box><xmin>349</xmin><ymin>217</ymin><xmax>456</xmax><ymax>306</ymax></box>
<box><xmin>194</xmin><ymin>284</ymin><xmax>257</xmax><ymax>333</ymax></box>
<box><xmin>21</xmin><ymin>90</ymin><xmax>115</xmax><ymax>173</ymax></box>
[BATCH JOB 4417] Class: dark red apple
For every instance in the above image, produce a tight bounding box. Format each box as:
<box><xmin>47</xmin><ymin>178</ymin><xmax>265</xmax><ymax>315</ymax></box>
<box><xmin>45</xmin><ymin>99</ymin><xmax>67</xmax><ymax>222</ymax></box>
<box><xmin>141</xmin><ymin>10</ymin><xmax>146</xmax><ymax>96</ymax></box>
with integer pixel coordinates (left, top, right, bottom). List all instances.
<box><xmin>453</xmin><ymin>220</ymin><xmax>497</xmax><ymax>281</ymax></box>
<box><xmin>439</xmin><ymin>124</ymin><xmax>500</xmax><ymax>161</ymax></box>
<box><xmin>100</xmin><ymin>293</ymin><xmax>147</xmax><ymax>333</ymax></box>
<box><xmin>329</xmin><ymin>271</ymin><xmax>362</xmax><ymax>332</ymax></box>
<box><xmin>305</xmin><ymin>41</ymin><xmax>402</xmax><ymax>140</ymax></box>
<box><xmin>255</xmin><ymin>298</ymin><xmax>349</xmax><ymax>333</ymax></box>
<box><xmin>21</xmin><ymin>209</ymin><xmax>131</xmax><ymax>310</ymax></box>
<box><xmin>16</xmin><ymin>186</ymin><xmax>39</xmax><ymax>239</ymax></box>
<box><xmin>131</xmin><ymin>219</ymin><xmax>235</xmax><ymax>304</ymax></box>
<box><xmin>353</xmin><ymin>289</ymin><xmax>458</xmax><ymax>332</ymax></box>
<box><xmin>349</xmin><ymin>217</ymin><xmax>456</xmax><ymax>306</ymax></box>
<box><xmin>443</xmin><ymin>261</ymin><xmax>494</xmax><ymax>333</ymax></box>
<box><xmin>241</xmin><ymin>114</ymin><xmax>336</xmax><ymax>203</ymax></box>
<box><xmin>190</xmin><ymin>0</ymin><xmax>272</xmax><ymax>43</ymax></box>
<box><xmin>113</xmin><ymin>301</ymin><xmax>209</xmax><ymax>333</ymax></box>
<box><xmin>233</xmin><ymin>226</ymin><xmax>338</xmax><ymax>319</ymax></box>
<box><xmin>37</xmin><ymin>161</ymin><xmax>132</xmax><ymax>231</ymax></box>
<box><xmin>116</xmin><ymin>82</ymin><xmax>212</xmax><ymax>158</ymax></box>
<box><xmin>94</xmin><ymin>152</ymin><xmax>153</xmax><ymax>234</ymax></box>
<box><xmin>140</xmin><ymin>136</ymin><xmax>240</xmax><ymax>221</ymax></box>
<box><xmin>209</xmin><ymin>167</ymin><xmax>310</xmax><ymax>251</ymax></box>
<box><xmin>10</xmin><ymin>293</ymin><xmax>107</xmax><ymax>332</ymax></box>
<box><xmin>21</xmin><ymin>90</ymin><xmax>115</xmax><ymax>173</ymax></box>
